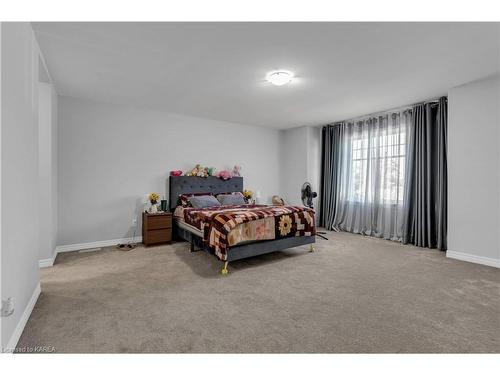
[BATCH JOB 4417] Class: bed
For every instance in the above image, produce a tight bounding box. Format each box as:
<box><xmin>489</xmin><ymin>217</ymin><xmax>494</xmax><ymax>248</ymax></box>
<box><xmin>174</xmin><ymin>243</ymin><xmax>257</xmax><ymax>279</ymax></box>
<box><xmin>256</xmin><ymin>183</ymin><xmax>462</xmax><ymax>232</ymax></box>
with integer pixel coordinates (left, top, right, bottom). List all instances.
<box><xmin>169</xmin><ymin>176</ymin><xmax>316</xmax><ymax>275</ymax></box>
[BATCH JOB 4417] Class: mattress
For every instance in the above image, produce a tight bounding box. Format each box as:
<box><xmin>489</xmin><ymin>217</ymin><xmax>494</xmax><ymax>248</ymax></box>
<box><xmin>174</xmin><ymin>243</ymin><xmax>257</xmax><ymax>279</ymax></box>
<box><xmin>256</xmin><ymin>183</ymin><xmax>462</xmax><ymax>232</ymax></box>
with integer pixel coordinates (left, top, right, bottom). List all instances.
<box><xmin>175</xmin><ymin>217</ymin><xmax>203</xmax><ymax>237</ymax></box>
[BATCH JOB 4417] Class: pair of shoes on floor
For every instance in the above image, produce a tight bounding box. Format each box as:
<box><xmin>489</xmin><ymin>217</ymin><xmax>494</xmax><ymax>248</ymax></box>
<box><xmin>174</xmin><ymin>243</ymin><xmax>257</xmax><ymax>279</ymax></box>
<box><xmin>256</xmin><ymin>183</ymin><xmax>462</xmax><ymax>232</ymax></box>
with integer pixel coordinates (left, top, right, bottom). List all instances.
<box><xmin>116</xmin><ymin>243</ymin><xmax>136</xmax><ymax>251</ymax></box>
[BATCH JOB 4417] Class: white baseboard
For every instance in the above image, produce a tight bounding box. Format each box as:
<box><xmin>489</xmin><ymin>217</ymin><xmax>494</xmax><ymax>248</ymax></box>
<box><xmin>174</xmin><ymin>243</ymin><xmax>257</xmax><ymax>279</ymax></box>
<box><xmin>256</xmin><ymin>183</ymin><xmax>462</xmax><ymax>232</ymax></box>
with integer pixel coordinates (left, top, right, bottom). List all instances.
<box><xmin>55</xmin><ymin>236</ymin><xmax>142</xmax><ymax>254</ymax></box>
<box><xmin>446</xmin><ymin>251</ymin><xmax>500</xmax><ymax>268</ymax></box>
<box><xmin>3</xmin><ymin>282</ymin><xmax>41</xmax><ymax>353</ymax></box>
<box><xmin>39</xmin><ymin>236</ymin><xmax>143</xmax><ymax>268</ymax></box>
<box><xmin>39</xmin><ymin>250</ymin><xmax>57</xmax><ymax>268</ymax></box>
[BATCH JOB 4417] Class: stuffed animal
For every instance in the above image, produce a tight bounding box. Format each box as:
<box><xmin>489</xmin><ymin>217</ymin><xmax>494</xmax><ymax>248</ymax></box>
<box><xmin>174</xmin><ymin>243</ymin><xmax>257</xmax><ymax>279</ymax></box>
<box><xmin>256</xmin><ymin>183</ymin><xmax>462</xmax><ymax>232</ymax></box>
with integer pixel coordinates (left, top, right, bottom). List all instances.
<box><xmin>208</xmin><ymin>167</ymin><xmax>216</xmax><ymax>176</ymax></box>
<box><xmin>216</xmin><ymin>169</ymin><xmax>233</xmax><ymax>180</ymax></box>
<box><xmin>272</xmin><ymin>195</ymin><xmax>286</xmax><ymax>206</ymax></box>
<box><xmin>232</xmin><ymin>165</ymin><xmax>241</xmax><ymax>177</ymax></box>
<box><xmin>186</xmin><ymin>164</ymin><xmax>209</xmax><ymax>177</ymax></box>
<box><xmin>198</xmin><ymin>167</ymin><xmax>209</xmax><ymax>177</ymax></box>
<box><xmin>170</xmin><ymin>170</ymin><xmax>183</xmax><ymax>176</ymax></box>
<box><xmin>185</xmin><ymin>165</ymin><xmax>197</xmax><ymax>176</ymax></box>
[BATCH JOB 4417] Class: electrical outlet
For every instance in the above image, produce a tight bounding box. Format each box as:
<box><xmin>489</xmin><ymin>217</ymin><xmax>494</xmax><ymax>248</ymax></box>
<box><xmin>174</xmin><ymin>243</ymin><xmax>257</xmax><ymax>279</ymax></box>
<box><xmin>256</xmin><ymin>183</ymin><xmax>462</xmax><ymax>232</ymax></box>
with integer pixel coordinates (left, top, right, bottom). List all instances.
<box><xmin>1</xmin><ymin>297</ymin><xmax>14</xmax><ymax>317</ymax></box>
<box><xmin>132</xmin><ymin>218</ymin><xmax>137</xmax><ymax>226</ymax></box>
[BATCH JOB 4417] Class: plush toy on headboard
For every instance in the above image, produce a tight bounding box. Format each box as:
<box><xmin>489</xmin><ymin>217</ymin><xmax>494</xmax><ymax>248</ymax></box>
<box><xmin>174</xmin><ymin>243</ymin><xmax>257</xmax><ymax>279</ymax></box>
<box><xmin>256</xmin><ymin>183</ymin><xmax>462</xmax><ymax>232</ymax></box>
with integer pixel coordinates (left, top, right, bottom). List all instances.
<box><xmin>186</xmin><ymin>164</ymin><xmax>209</xmax><ymax>177</ymax></box>
<box><xmin>216</xmin><ymin>169</ymin><xmax>233</xmax><ymax>180</ymax></box>
<box><xmin>232</xmin><ymin>165</ymin><xmax>241</xmax><ymax>177</ymax></box>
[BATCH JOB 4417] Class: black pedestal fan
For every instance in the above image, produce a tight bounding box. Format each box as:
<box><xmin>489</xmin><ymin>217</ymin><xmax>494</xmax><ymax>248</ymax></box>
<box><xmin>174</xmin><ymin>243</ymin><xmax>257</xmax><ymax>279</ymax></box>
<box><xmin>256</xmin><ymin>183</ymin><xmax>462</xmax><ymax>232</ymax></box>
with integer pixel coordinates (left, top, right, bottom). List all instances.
<box><xmin>301</xmin><ymin>182</ymin><xmax>328</xmax><ymax>240</ymax></box>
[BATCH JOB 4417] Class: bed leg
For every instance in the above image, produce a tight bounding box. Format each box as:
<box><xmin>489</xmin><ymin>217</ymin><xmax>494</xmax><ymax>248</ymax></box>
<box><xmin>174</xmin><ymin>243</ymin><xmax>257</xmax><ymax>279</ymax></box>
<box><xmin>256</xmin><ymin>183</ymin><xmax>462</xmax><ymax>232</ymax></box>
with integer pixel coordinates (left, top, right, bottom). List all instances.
<box><xmin>221</xmin><ymin>261</ymin><xmax>229</xmax><ymax>275</ymax></box>
<box><xmin>309</xmin><ymin>244</ymin><xmax>315</xmax><ymax>252</ymax></box>
<box><xmin>190</xmin><ymin>242</ymin><xmax>194</xmax><ymax>252</ymax></box>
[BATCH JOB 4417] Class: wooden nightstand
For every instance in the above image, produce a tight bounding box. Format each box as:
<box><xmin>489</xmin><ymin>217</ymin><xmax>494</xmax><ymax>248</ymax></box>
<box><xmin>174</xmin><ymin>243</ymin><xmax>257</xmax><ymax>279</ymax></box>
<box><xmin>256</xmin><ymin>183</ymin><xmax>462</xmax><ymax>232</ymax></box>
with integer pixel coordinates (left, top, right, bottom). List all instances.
<box><xmin>142</xmin><ymin>212</ymin><xmax>172</xmax><ymax>246</ymax></box>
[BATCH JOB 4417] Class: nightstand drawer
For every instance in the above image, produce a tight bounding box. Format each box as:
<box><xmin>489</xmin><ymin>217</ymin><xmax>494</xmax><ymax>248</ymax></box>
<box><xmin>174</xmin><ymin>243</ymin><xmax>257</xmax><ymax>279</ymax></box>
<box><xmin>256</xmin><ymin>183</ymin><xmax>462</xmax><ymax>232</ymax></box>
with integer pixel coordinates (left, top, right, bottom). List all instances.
<box><xmin>146</xmin><ymin>229</ymin><xmax>172</xmax><ymax>244</ymax></box>
<box><xmin>147</xmin><ymin>215</ymin><xmax>172</xmax><ymax>230</ymax></box>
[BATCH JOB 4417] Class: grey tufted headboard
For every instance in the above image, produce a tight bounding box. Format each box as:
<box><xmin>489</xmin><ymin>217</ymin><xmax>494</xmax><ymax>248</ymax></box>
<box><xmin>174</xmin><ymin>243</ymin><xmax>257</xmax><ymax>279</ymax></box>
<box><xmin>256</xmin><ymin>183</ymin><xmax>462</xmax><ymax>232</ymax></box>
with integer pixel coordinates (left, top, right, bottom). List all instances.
<box><xmin>169</xmin><ymin>176</ymin><xmax>243</xmax><ymax>211</ymax></box>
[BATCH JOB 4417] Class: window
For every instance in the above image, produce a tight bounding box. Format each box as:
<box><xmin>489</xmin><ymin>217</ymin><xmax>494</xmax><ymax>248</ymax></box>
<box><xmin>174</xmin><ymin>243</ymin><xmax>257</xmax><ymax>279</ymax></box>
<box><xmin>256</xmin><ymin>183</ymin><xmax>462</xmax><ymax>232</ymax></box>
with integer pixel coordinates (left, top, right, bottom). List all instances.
<box><xmin>347</xmin><ymin>116</ymin><xmax>408</xmax><ymax>205</ymax></box>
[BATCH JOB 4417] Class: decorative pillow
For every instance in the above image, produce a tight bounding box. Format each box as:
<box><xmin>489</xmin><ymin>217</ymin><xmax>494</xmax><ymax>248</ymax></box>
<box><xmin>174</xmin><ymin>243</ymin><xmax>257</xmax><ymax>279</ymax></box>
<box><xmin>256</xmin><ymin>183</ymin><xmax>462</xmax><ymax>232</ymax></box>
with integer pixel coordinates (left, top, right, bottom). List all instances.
<box><xmin>188</xmin><ymin>195</ymin><xmax>222</xmax><ymax>209</ymax></box>
<box><xmin>179</xmin><ymin>192</ymin><xmax>213</xmax><ymax>207</ymax></box>
<box><xmin>217</xmin><ymin>192</ymin><xmax>247</xmax><ymax>205</ymax></box>
<box><xmin>217</xmin><ymin>191</ymin><xmax>245</xmax><ymax>199</ymax></box>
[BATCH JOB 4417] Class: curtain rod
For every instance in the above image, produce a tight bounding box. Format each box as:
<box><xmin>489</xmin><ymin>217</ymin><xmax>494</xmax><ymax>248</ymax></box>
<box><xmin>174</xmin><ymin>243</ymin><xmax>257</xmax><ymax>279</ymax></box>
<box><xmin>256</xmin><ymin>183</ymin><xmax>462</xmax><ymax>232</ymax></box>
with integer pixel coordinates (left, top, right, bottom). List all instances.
<box><xmin>326</xmin><ymin>96</ymin><xmax>447</xmax><ymax>126</ymax></box>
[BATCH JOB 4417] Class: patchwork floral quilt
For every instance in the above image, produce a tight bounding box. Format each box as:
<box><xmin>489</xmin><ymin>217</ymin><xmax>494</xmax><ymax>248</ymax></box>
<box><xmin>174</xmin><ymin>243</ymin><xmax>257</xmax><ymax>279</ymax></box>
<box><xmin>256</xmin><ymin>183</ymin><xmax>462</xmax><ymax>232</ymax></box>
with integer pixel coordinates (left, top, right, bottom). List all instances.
<box><xmin>176</xmin><ymin>204</ymin><xmax>316</xmax><ymax>260</ymax></box>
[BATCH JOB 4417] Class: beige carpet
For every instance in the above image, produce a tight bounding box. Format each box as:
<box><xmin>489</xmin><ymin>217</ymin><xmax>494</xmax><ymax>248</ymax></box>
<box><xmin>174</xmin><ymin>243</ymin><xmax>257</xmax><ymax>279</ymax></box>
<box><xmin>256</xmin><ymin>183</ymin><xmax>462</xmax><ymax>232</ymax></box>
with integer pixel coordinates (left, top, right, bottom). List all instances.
<box><xmin>17</xmin><ymin>231</ymin><xmax>500</xmax><ymax>353</ymax></box>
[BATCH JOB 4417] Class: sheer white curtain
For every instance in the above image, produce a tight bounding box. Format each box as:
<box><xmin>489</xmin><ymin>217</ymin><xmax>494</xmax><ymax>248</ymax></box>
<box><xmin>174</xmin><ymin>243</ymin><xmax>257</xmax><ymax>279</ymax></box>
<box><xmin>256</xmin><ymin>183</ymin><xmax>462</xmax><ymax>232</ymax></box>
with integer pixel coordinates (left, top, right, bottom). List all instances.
<box><xmin>332</xmin><ymin>110</ymin><xmax>412</xmax><ymax>240</ymax></box>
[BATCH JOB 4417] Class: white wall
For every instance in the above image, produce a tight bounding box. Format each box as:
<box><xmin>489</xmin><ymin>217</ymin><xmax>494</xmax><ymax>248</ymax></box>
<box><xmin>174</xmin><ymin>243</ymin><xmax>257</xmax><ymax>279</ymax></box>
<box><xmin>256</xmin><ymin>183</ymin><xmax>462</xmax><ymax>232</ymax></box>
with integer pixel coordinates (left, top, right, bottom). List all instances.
<box><xmin>1</xmin><ymin>19</ymin><xmax>3</xmax><ymax>348</ymax></box>
<box><xmin>280</xmin><ymin>126</ymin><xmax>321</xmax><ymax>210</ymax></box>
<box><xmin>57</xmin><ymin>96</ymin><xmax>281</xmax><ymax>246</ymax></box>
<box><xmin>1</xmin><ymin>23</ymin><xmax>41</xmax><ymax>350</ymax></box>
<box><xmin>306</xmin><ymin>126</ymin><xmax>322</xmax><ymax>215</ymax></box>
<box><xmin>37</xmin><ymin>82</ymin><xmax>58</xmax><ymax>264</ymax></box>
<box><xmin>447</xmin><ymin>75</ymin><xmax>500</xmax><ymax>267</ymax></box>
<box><xmin>280</xmin><ymin>127</ymin><xmax>308</xmax><ymax>206</ymax></box>
<box><xmin>50</xmin><ymin>85</ymin><xmax>58</xmax><ymax>258</ymax></box>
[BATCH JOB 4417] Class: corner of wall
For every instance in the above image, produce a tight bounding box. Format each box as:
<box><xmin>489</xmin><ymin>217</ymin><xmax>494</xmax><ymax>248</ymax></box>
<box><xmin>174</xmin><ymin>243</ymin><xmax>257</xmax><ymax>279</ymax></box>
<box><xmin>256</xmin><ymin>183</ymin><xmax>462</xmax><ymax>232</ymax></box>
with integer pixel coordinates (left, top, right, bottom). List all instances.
<box><xmin>447</xmin><ymin>75</ymin><xmax>500</xmax><ymax>266</ymax></box>
<box><xmin>1</xmin><ymin>21</ymin><xmax>42</xmax><ymax>352</ymax></box>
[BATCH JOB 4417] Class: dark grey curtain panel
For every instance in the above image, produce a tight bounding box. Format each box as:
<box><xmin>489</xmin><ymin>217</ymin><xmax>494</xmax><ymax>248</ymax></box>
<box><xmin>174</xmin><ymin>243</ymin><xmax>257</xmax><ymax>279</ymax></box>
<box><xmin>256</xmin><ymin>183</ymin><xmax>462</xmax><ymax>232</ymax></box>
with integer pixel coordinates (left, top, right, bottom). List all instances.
<box><xmin>320</xmin><ymin>123</ymin><xmax>343</xmax><ymax>229</ymax></box>
<box><xmin>403</xmin><ymin>97</ymin><xmax>448</xmax><ymax>250</ymax></box>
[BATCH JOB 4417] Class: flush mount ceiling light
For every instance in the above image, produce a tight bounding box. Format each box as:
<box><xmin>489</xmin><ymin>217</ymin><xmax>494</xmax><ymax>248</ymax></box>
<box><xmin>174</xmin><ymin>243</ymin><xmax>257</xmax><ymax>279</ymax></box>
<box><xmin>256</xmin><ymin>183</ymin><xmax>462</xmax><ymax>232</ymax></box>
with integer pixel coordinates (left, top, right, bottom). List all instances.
<box><xmin>266</xmin><ymin>70</ymin><xmax>294</xmax><ymax>86</ymax></box>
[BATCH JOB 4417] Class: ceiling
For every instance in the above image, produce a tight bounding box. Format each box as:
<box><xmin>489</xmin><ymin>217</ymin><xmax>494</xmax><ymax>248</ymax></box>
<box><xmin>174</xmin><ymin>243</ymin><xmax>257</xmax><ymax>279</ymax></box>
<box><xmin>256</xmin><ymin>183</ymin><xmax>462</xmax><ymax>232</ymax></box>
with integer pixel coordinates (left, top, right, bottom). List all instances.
<box><xmin>32</xmin><ymin>22</ymin><xmax>499</xmax><ymax>129</ymax></box>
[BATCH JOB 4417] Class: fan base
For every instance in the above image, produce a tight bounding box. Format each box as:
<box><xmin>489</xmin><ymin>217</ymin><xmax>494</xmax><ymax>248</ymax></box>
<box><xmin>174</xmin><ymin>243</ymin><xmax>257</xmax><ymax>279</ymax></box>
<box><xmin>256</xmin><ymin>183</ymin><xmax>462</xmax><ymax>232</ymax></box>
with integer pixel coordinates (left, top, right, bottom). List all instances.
<box><xmin>316</xmin><ymin>231</ymin><xmax>328</xmax><ymax>240</ymax></box>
